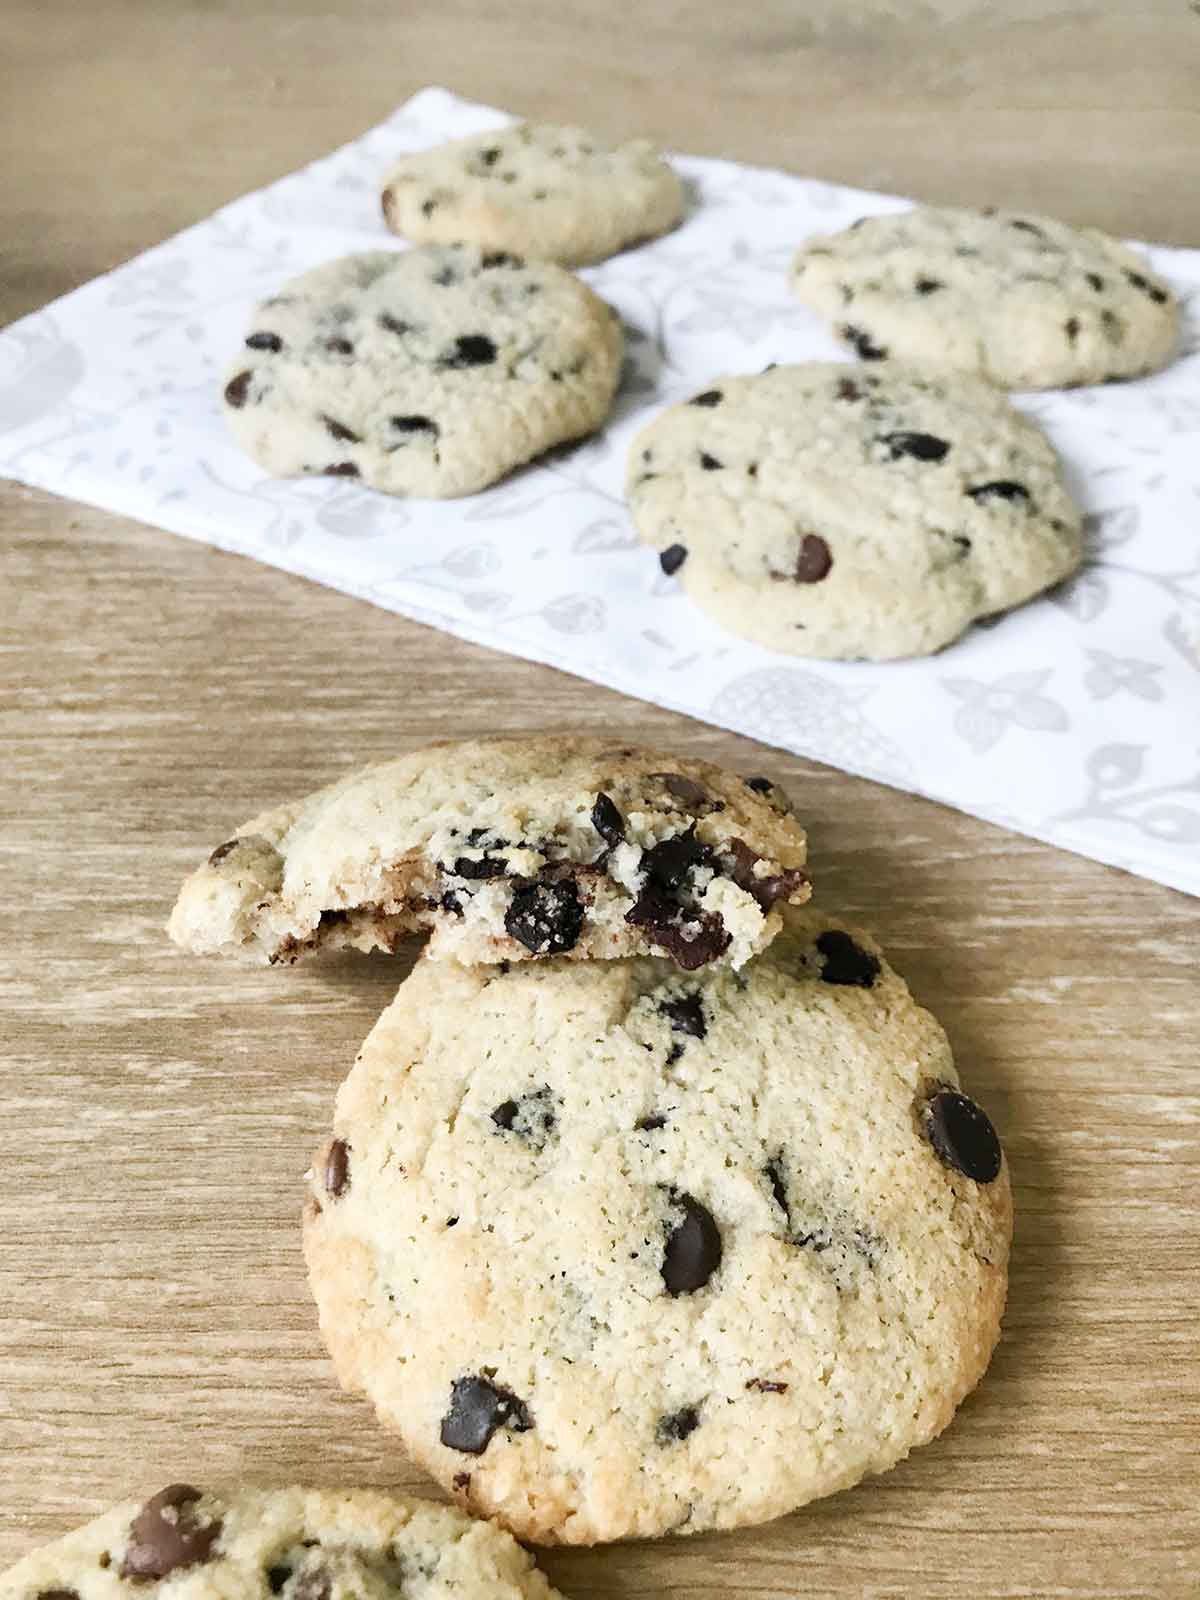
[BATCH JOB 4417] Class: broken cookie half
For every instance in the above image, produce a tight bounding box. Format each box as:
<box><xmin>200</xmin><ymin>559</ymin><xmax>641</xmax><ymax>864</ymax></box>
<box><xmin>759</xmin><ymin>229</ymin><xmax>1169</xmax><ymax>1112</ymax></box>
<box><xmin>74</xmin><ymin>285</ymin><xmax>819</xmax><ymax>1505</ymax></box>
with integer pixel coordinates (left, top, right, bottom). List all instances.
<box><xmin>166</xmin><ymin>737</ymin><xmax>810</xmax><ymax>972</ymax></box>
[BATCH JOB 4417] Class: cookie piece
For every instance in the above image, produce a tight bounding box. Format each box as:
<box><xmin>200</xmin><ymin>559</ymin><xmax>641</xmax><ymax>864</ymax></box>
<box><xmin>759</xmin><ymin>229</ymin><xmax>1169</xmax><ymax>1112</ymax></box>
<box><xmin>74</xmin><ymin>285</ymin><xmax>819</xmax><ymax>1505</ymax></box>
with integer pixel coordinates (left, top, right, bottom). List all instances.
<box><xmin>222</xmin><ymin>246</ymin><xmax>622</xmax><ymax>497</ymax></box>
<box><xmin>381</xmin><ymin>122</ymin><xmax>684</xmax><ymax>266</ymax></box>
<box><xmin>166</xmin><ymin>737</ymin><xmax>809</xmax><ymax>972</ymax></box>
<box><xmin>629</xmin><ymin>363</ymin><xmax>1082</xmax><ymax>660</ymax></box>
<box><xmin>303</xmin><ymin>909</ymin><xmax>1011</xmax><ymax>1545</ymax></box>
<box><xmin>791</xmin><ymin>204</ymin><xmax>1179</xmax><ymax>389</ymax></box>
<box><xmin>1</xmin><ymin>1484</ymin><xmax>561</xmax><ymax>1599</ymax></box>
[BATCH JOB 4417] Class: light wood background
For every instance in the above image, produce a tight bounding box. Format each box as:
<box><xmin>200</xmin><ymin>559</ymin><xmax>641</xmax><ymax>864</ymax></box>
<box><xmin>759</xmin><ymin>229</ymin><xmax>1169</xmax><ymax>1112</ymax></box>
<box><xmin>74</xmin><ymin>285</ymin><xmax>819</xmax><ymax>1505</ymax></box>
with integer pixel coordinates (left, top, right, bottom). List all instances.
<box><xmin>3</xmin><ymin>3</ymin><xmax>1198</xmax><ymax>1596</ymax></box>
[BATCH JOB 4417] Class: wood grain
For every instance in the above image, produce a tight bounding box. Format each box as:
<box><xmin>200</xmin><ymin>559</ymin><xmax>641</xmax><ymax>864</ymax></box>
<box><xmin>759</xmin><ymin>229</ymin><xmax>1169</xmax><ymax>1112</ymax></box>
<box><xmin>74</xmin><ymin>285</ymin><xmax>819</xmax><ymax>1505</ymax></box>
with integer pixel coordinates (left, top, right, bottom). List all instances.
<box><xmin>2</xmin><ymin>3</ymin><xmax>1198</xmax><ymax>1596</ymax></box>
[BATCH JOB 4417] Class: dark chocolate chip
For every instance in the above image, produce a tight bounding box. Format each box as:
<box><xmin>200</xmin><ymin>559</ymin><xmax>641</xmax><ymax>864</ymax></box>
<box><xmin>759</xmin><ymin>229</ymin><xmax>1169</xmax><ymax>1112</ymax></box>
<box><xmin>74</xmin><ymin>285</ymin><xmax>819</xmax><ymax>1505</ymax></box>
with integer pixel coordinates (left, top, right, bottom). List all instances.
<box><xmin>505</xmin><ymin>880</ymin><xmax>584</xmax><ymax>955</ymax></box>
<box><xmin>224</xmin><ymin>370</ymin><xmax>253</xmax><ymax>408</ymax></box>
<box><xmin>591</xmin><ymin>792</ymin><xmax>625</xmax><ymax>847</ymax></box>
<box><xmin>441</xmin><ymin>334</ymin><xmax>498</xmax><ymax>368</ymax></box>
<box><xmin>325</xmin><ymin>337</ymin><xmax>354</xmax><ymax>355</ymax></box>
<box><xmin>391</xmin><ymin>414</ymin><xmax>439</xmax><ymax>436</ymax></box>
<box><xmin>662</xmin><ymin>1193</ymin><xmax>722</xmax><ymax>1294</ymax></box>
<box><xmin>1101</xmin><ymin>308</ymin><xmax>1123</xmax><ymax>342</ymax></box>
<box><xmin>120</xmin><ymin>1485</ymin><xmax>221</xmax><ymax>1580</ymax></box>
<box><xmin>652</xmin><ymin>773</ymin><xmax>711</xmax><ymax>810</ymax></box>
<box><xmin>1009</xmin><ymin>218</ymin><xmax>1044</xmax><ymax>236</ymax></box>
<box><xmin>744</xmin><ymin>775</ymin><xmax>773</xmax><ymax>794</ymax></box>
<box><xmin>1065</xmin><ymin>316</ymin><xmax>1081</xmax><ymax>343</ymax></box>
<box><xmin>881</xmin><ymin>430</ymin><xmax>950</xmax><ymax>463</ymax></box>
<box><xmin>480</xmin><ymin>251</ymin><xmax>523</xmax><ymax>268</ymax></box>
<box><xmin>689</xmin><ymin>389</ymin><xmax>723</xmax><ymax>407</ymax></box>
<box><xmin>966</xmin><ymin>480</ymin><xmax>1032</xmax><ymax>506</ymax></box>
<box><xmin>954</xmin><ymin>534</ymin><xmax>972</xmax><ymax>555</ymax></box>
<box><xmin>659</xmin><ymin>544</ymin><xmax>688</xmax><ymax>576</ymax></box>
<box><xmin>207</xmin><ymin>838</ymin><xmax>240</xmax><ymax>866</ymax></box>
<box><xmin>794</xmin><ymin>533</ymin><xmax>833</xmax><ymax>584</ymax></box>
<box><xmin>1124</xmin><ymin>269</ymin><xmax>1169</xmax><ymax>304</ymax></box>
<box><xmin>379</xmin><ymin>314</ymin><xmax>411</xmax><ymax>336</ymax></box>
<box><xmin>835</xmin><ymin>376</ymin><xmax>862</xmax><ymax>401</ymax></box>
<box><xmin>322</xmin><ymin>462</ymin><xmax>359</xmax><ymax>477</ymax></box>
<box><xmin>627</xmin><ymin>890</ymin><xmax>731</xmax><ymax>970</ymax></box>
<box><xmin>440</xmin><ymin>1375</ymin><xmax>533</xmax><ymax>1454</ymax></box>
<box><xmin>699</xmin><ymin>451</ymin><xmax>723</xmax><ymax>471</ymax></box>
<box><xmin>324</xmin><ymin>1138</ymin><xmax>350</xmax><ymax>1197</ymax></box>
<box><xmin>745</xmin><ymin>1378</ymin><xmax>789</xmax><ymax>1394</ymax></box>
<box><xmin>840</xmin><ymin>323</ymin><xmax>888</xmax><ymax>360</ymax></box>
<box><xmin>656</xmin><ymin>1405</ymin><xmax>700</xmax><ymax>1443</ymax></box>
<box><xmin>1085</xmin><ymin>272</ymin><xmax>1105</xmax><ymax>291</ymax></box>
<box><xmin>641</xmin><ymin>826</ymin><xmax>706</xmax><ymax>891</ymax></box>
<box><xmin>490</xmin><ymin>1087</ymin><xmax>555</xmax><ymax>1145</ymax></box>
<box><xmin>267</xmin><ymin>1565</ymin><xmax>292</xmax><ymax>1594</ymax></box>
<box><xmin>36</xmin><ymin>1591</ymin><xmax>81</xmax><ymax>1600</ymax></box>
<box><xmin>480</xmin><ymin>147</ymin><xmax>501</xmax><ymax>166</ymax></box>
<box><xmin>452</xmin><ymin>837</ymin><xmax>508</xmax><ymax>879</ymax></box>
<box><xmin>637</xmin><ymin>1113</ymin><xmax>668</xmax><ymax>1131</ymax></box>
<box><xmin>441</xmin><ymin>890</ymin><xmax>464</xmax><ymax>917</ymax></box>
<box><xmin>491</xmin><ymin>1099</ymin><xmax>518</xmax><ymax>1130</ymax></box>
<box><xmin>915</xmin><ymin>277</ymin><xmax>943</xmax><ymax>295</ymax></box>
<box><xmin>452</xmin><ymin>1471</ymin><xmax>472</xmax><ymax>1490</ymax></box>
<box><xmin>923</xmin><ymin>1088</ymin><xmax>1002</xmax><ymax>1183</ymax></box>
<box><xmin>815</xmin><ymin>928</ymin><xmax>881</xmax><ymax>987</ymax></box>
<box><xmin>660</xmin><ymin>992</ymin><xmax>706</xmax><ymax>1039</ymax></box>
<box><xmin>246</xmin><ymin>331</ymin><xmax>282</xmax><ymax>352</ymax></box>
<box><xmin>764</xmin><ymin>1156</ymin><xmax>790</xmax><ymax>1223</ymax></box>
<box><xmin>724</xmin><ymin>837</ymin><xmax>807</xmax><ymax>911</ymax></box>
<box><xmin>421</xmin><ymin>198</ymin><xmax>439</xmax><ymax>217</ymax></box>
<box><xmin>323</xmin><ymin>415</ymin><xmax>362</xmax><ymax>444</ymax></box>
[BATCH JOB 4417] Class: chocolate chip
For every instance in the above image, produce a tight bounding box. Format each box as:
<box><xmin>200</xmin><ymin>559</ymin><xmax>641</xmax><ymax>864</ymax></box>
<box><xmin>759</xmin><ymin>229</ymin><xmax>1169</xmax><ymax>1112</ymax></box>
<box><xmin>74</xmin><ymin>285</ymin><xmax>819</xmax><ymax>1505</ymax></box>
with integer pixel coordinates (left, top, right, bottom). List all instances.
<box><xmin>591</xmin><ymin>792</ymin><xmax>625</xmax><ymax>847</ymax></box>
<box><xmin>652</xmin><ymin>773</ymin><xmax>711</xmax><ymax>810</ymax></box>
<box><xmin>745</xmin><ymin>1378</ymin><xmax>788</xmax><ymax>1394</ymax></box>
<box><xmin>491</xmin><ymin>1099</ymin><xmax>518</xmax><ymax>1129</ymax></box>
<box><xmin>379</xmin><ymin>314</ymin><xmax>410</xmax><ymax>336</ymax></box>
<box><xmin>36</xmin><ymin>1591</ymin><xmax>81</xmax><ymax>1599</ymax></box>
<box><xmin>881</xmin><ymin>431</ymin><xmax>950</xmax><ymax>463</ymax></box>
<box><xmin>391</xmin><ymin>414</ymin><xmax>439</xmax><ymax>436</ymax></box>
<box><xmin>207</xmin><ymin>838</ymin><xmax>240</xmax><ymax>866</ymax></box>
<box><xmin>966</xmin><ymin>480</ymin><xmax>1032</xmax><ymax>506</ymax></box>
<box><xmin>641</xmin><ymin>826</ymin><xmax>707</xmax><ymax>891</ymax></box>
<box><xmin>120</xmin><ymin>1485</ymin><xmax>221</xmax><ymax>1580</ymax></box>
<box><xmin>452</xmin><ymin>1471</ymin><xmax>472</xmax><ymax>1490</ymax></box>
<box><xmin>699</xmin><ymin>451</ymin><xmax>723</xmax><ymax>470</ymax></box>
<box><xmin>815</xmin><ymin>928</ymin><xmax>880</xmax><ymax>987</ymax></box>
<box><xmin>724</xmin><ymin>838</ymin><xmax>807</xmax><ymax>911</ymax></box>
<box><xmin>1124</xmin><ymin>269</ymin><xmax>1168</xmax><ymax>304</ymax></box>
<box><xmin>764</xmin><ymin>1157</ymin><xmax>790</xmax><ymax>1223</ymax></box>
<box><xmin>440</xmin><ymin>1375</ymin><xmax>533</xmax><ymax>1454</ymax></box>
<box><xmin>794</xmin><ymin>533</ymin><xmax>833</xmax><ymax>584</ymax></box>
<box><xmin>432</xmin><ymin>265</ymin><xmax>459</xmax><ymax>287</ymax></box>
<box><xmin>322</xmin><ymin>462</ymin><xmax>359</xmax><ymax>477</ymax></box>
<box><xmin>660</xmin><ymin>991</ymin><xmax>706</xmax><ymax>1039</ymax></box>
<box><xmin>442</xmin><ymin>334</ymin><xmax>497</xmax><ymax>368</ymax></box>
<box><xmin>224</xmin><ymin>370</ymin><xmax>253</xmax><ymax>408</ymax></box>
<box><xmin>953</xmin><ymin>534</ymin><xmax>972</xmax><ymax>556</ymax></box>
<box><xmin>835</xmin><ymin>376</ymin><xmax>862</xmax><ymax>401</ymax></box>
<box><xmin>325</xmin><ymin>337</ymin><xmax>354</xmax><ymax>355</ymax></box>
<box><xmin>1009</xmin><ymin>218</ymin><xmax>1044</xmax><ymax>236</ymax></box>
<box><xmin>490</xmin><ymin>1087</ymin><xmax>555</xmax><ymax>1145</ymax></box>
<box><xmin>1065</xmin><ymin>316</ymin><xmax>1081</xmax><ymax>343</ymax></box>
<box><xmin>915</xmin><ymin>277</ymin><xmax>943</xmax><ymax>295</ymax></box>
<box><xmin>323</xmin><ymin>416</ymin><xmax>361</xmax><ymax>444</ymax></box>
<box><xmin>480</xmin><ymin>147</ymin><xmax>501</xmax><ymax>166</ymax></box>
<box><xmin>659</xmin><ymin>544</ymin><xmax>687</xmax><ymax>576</ymax></box>
<box><xmin>481</xmin><ymin>251</ymin><xmax>523</xmax><ymax>268</ymax></box>
<box><xmin>267</xmin><ymin>1566</ymin><xmax>292</xmax><ymax>1593</ymax></box>
<box><xmin>840</xmin><ymin>323</ymin><xmax>888</xmax><ymax>360</ymax></box>
<box><xmin>505</xmin><ymin>880</ymin><xmax>584</xmax><ymax>955</ymax></box>
<box><xmin>662</xmin><ymin>1193</ymin><xmax>722</xmax><ymax>1294</ymax></box>
<box><xmin>627</xmin><ymin>889</ymin><xmax>731</xmax><ymax>970</ymax></box>
<box><xmin>656</xmin><ymin>1405</ymin><xmax>700</xmax><ymax>1443</ymax></box>
<box><xmin>1085</xmin><ymin>272</ymin><xmax>1105</xmax><ymax>291</ymax></box>
<box><xmin>637</xmin><ymin>1113</ymin><xmax>668</xmax><ymax>1131</ymax></box>
<box><xmin>689</xmin><ymin>389</ymin><xmax>723</xmax><ymax>407</ymax></box>
<box><xmin>451</xmin><ymin>831</ymin><xmax>509</xmax><ymax>879</ymax></box>
<box><xmin>1101</xmin><ymin>308</ymin><xmax>1123</xmax><ymax>342</ymax></box>
<box><xmin>421</xmin><ymin>197</ymin><xmax>439</xmax><ymax>217</ymax></box>
<box><xmin>441</xmin><ymin>890</ymin><xmax>463</xmax><ymax>917</ymax></box>
<box><xmin>324</xmin><ymin>1139</ymin><xmax>349</xmax><ymax>1197</ymax></box>
<box><xmin>923</xmin><ymin>1088</ymin><xmax>1002</xmax><ymax>1183</ymax></box>
<box><xmin>380</xmin><ymin>186</ymin><xmax>394</xmax><ymax>214</ymax></box>
<box><xmin>744</xmin><ymin>775</ymin><xmax>773</xmax><ymax>794</ymax></box>
<box><xmin>246</xmin><ymin>331</ymin><xmax>282</xmax><ymax>352</ymax></box>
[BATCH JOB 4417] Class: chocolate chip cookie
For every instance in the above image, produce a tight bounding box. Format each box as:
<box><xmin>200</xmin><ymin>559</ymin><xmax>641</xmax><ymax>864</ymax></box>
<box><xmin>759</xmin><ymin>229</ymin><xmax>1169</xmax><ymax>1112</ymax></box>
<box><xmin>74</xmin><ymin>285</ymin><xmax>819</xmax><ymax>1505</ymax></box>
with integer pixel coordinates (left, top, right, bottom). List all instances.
<box><xmin>791</xmin><ymin>204</ymin><xmax>1179</xmax><ymax>389</ymax></box>
<box><xmin>303</xmin><ymin>909</ymin><xmax>1011</xmax><ymax>1544</ymax></box>
<box><xmin>167</xmin><ymin>737</ymin><xmax>809</xmax><ymax>972</ymax></box>
<box><xmin>1</xmin><ymin>1484</ymin><xmax>561</xmax><ymax>1598</ymax></box>
<box><xmin>629</xmin><ymin>363</ymin><xmax>1082</xmax><ymax>659</ymax></box>
<box><xmin>381</xmin><ymin>122</ymin><xmax>684</xmax><ymax>266</ymax></box>
<box><xmin>222</xmin><ymin>246</ymin><xmax>623</xmax><ymax>497</ymax></box>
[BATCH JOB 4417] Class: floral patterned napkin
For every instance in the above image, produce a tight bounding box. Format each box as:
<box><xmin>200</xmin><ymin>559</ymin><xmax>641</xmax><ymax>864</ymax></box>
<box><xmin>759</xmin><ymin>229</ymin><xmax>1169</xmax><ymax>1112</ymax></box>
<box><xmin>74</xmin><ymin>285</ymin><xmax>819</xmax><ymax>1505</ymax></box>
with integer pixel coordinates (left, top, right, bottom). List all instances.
<box><xmin>2</xmin><ymin>87</ymin><xmax>1198</xmax><ymax>894</ymax></box>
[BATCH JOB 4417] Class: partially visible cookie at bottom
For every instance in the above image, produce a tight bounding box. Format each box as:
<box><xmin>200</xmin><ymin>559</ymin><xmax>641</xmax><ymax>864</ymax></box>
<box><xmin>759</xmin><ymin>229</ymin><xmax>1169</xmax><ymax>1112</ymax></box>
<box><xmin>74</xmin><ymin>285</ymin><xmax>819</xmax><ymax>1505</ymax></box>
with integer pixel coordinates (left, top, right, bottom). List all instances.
<box><xmin>304</xmin><ymin>908</ymin><xmax>1012</xmax><ymax>1545</ymax></box>
<box><xmin>1</xmin><ymin>1484</ymin><xmax>560</xmax><ymax>1599</ymax></box>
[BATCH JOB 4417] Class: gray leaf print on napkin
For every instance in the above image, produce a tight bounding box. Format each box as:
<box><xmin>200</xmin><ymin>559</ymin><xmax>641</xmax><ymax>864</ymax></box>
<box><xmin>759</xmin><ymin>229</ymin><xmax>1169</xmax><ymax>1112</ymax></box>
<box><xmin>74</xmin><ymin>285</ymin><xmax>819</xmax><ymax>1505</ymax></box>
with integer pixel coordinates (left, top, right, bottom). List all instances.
<box><xmin>1050</xmin><ymin>569</ymin><xmax>1110</xmax><ymax>622</ymax></box>
<box><xmin>711</xmin><ymin>669</ymin><xmax>910</xmax><ymax>781</ymax></box>
<box><xmin>315</xmin><ymin>486</ymin><xmax>408</xmax><ymax>539</ymax></box>
<box><xmin>531</xmin><ymin>594</ymin><xmax>606</xmax><ymax>633</ymax></box>
<box><xmin>0</xmin><ymin>318</ymin><xmax>84</xmax><ymax>431</ymax></box>
<box><xmin>574</xmin><ymin>518</ymin><xmax>639</xmax><ymax>555</ymax></box>
<box><xmin>1086</xmin><ymin>742</ymin><xmax>1146</xmax><ymax>788</ymax></box>
<box><xmin>1084</xmin><ymin>505</ymin><xmax>1140</xmax><ymax>552</ymax></box>
<box><xmin>943</xmin><ymin>669</ymin><xmax>1070</xmax><ymax>755</ymax></box>
<box><xmin>1083</xmin><ymin>650</ymin><xmax>1164</xmax><ymax>702</ymax></box>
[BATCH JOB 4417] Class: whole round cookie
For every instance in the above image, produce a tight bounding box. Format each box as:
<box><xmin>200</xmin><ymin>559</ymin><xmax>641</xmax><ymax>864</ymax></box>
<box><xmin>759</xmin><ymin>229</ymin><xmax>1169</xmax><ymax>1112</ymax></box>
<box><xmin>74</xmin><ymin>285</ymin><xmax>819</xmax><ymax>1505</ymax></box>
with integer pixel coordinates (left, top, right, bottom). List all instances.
<box><xmin>1</xmin><ymin>1484</ymin><xmax>560</xmax><ymax>1599</ymax></box>
<box><xmin>629</xmin><ymin>363</ymin><xmax>1083</xmax><ymax>659</ymax></box>
<box><xmin>791</xmin><ymin>204</ymin><xmax>1179</xmax><ymax>389</ymax></box>
<box><xmin>303</xmin><ymin>908</ymin><xmax>1012</xmax><ymax>1545</ymax></box>
<box><xmin>381</xmin><ymin>122</ymin><xmax>684</xmax><ymax>266</ymax></box>
<box><xmin>166</xmin><ymin>736</ymin><xmax>809</xmax><ymax>972</ymax></box>
<box><xmin>222</xmin><ymin>246</ymin><xmax>623</xmax><ymax>498</ymax></box>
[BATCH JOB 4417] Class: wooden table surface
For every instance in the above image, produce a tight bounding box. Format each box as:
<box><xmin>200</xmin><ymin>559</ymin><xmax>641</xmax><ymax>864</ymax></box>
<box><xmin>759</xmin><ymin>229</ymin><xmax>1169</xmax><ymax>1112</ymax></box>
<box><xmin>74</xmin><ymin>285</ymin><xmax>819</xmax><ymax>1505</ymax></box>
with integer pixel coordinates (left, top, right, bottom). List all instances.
<box><xmin>3</xmin><ymin>3</ymin><xmax>1198</xmax><ymax>1595</ymax></box>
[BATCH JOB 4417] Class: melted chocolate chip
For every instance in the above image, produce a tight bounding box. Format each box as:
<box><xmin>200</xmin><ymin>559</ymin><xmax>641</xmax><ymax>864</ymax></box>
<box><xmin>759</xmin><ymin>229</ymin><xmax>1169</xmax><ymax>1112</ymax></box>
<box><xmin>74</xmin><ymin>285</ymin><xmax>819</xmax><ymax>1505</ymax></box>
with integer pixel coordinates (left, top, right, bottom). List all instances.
<box><xmin>966</xmin><ymin>480</ymin><xmax>1031</xmax><ymax>506</ymax></box>
<box><xmin>660</xmin><ymin>991</ymin><xmax>706</xmax><ymax>1039</ymax></box>
<box><xmin>379</xmin><ymin>313</ymin><xmax>411</xmax><ymax>336</ymax></box>
<box><xmin>881</xmin><ymin>431</ymin><xmax>950</xmax><ymax>463</ymax></box>
<box><xmin>840</xmin><ymin>324</ymin><xmax>888</xmax><ymax>360</ymax></box>
<box><xmin>662</xmin><ymin>1193</ymin><xmax>722</xmax><ymax>1294</ymax></box>
<box><xmin>481</xmin><ymin>251</ymin><xmax>523</xmax><ymax>268</ymax></box>
<box><xmin>440</xmin><ymin>1375</ymin><xmax>533</xmax><ymax>1454</ymax></box>
<box><xmin>207</xmin><ymin>838</ymin><xmax>240</xmax><ymax>866</ymax></box>
<box><xmin>815</xmin><ymin>928</ymin><xmax>881</xmax><ymax>987</ymax></box>
<box><xmin>744</xmin><ymin>775</ymin><xmax>773</xmax><ymax>794</ymax></box>
<box><xmin>652</xmin><ymin>773</ymin><xmax>711</xmax><ymax>810</ymax></box>
<box><xmin>659</xmin><ymin>544</ymin><xmax>688</xmax><ymax>576</ymax></box>
<box><xmin>505</xmin><ymin>880</ymin><xmax>584</xmax><ymax>955</ymax></box>
<box><xmin>323</xmin><ymin>416</ymin><xmax>361</xmax><ymax>444</ymax></box>
<box><xmin>442</xmin><ymin>334</ymin><xmax>498</xmax><ymax>368</ymax></box>
<box><xmin>699</xmin><ymin>451</ymin><xmax>723</xmax><ymax>470</ymax></box>
<box><xmin>690</xmin><ymin>389</ymin><xmax>723</xmax><ymax>407</ymax></box>
<box><xmin>745</xmin><ymin>1378</ymin><xmax>788</xmax><ymax>1394</ymax></box>
<box><xmin>656</xmin><ymin>1405</ymin><xmax>700</xmax><ymax>1443</ymax></box>
<box><xmin>1124</xmin><ymin>269</ymin><xmax>1168</xmax><ymax>304</ymax></box>
<box><xmin>224</xmin><ymin>370</ymin><xmax>253</xmax><ymax>408</ymax></box>
<box><xmin>627</xmin><ymin>890</ymin><xmax>731</xmax><ymax>970</ymax></box>
<box><xmin>246</xmin><ymin>331</ymin><xmax>282</xmax><ymax>352</ymax></box>
<box><xmin>642</xmin><ymin>827</ymin><xmax>707</xmax><ymax>891</ymax></box>
<box><xmin>452</xmin><ymin>1471</ymin><xmax>472</xmax><ymax>1491</ymax></box>
<box><xmin>794</xmin><ymin>534</ymin><xmax>833</xmax><ymax>584</ymax></box>
<box><xmin>322</xmin><ymin>462</ymin><xmax>359</xmax><ymax>477</ymax></box>
<box><xmin>915</xmin><ymin>277</ymin><xmax>943</xmax><ymax>295</ymax></box>
<box><xmin>924</xmin><ymin>1089</ymin><xmax>1002</xmax><ymax>1182</ymax></box>
<box><xmin>391</xmin><ymin>414</ymin><xmax>439</xmax><ymax>436</ymax></box>
<box><xmin>591</xmin><ymin>792</ymin><xmax>625</xmax><ymax>847</ymax></box>
<box><xmin>120</xmin><ymin>1485</ymin><xmax>221</xmax><ymax>1580</ymax></box>
<box><xmin>724</xmin><ymin>838</ymin><xmax>807</xmax><ymax>911</ymax></box>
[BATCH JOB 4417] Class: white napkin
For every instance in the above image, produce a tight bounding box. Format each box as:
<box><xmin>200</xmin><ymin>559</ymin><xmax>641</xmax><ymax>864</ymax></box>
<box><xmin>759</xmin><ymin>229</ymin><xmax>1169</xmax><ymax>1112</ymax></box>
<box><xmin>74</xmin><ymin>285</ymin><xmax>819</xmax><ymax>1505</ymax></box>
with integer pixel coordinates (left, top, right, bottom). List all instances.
<box><xmin>3</xmin><ymin>87</ymin><xmax>1198</xmax><ymax>894</ymax></box>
